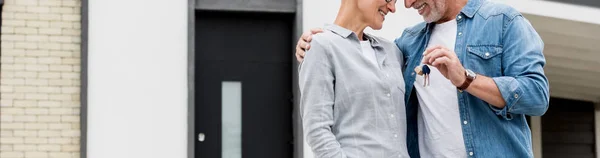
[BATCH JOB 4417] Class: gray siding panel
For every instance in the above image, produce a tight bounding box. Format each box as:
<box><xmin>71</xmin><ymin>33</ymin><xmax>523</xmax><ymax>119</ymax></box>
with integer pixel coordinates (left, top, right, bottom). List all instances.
<box><xmin>188</xmin><ymin>0</ymin><xmax>196</xmax><ymax>158</ymax></box>
<box><xmin>293</xmin><ymin>0</ymin><xmax>303</xmax><ymax>158</ymax></box>
<box><xmin>196</xmin><ymin>0</ymin><xmax>295</xmax><ymax>13</ymax></box>
<box><xmin>80</xmin><ymin>0</ymin><xmax>88</xmax><ymax>157</ymax></box>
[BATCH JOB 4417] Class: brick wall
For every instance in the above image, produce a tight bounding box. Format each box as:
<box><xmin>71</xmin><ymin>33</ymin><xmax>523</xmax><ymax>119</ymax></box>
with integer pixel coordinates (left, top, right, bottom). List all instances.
<box><xmin>0</xmin><ymin>0</ymin><xmax>82</xmax><ymax>158</ymax></box>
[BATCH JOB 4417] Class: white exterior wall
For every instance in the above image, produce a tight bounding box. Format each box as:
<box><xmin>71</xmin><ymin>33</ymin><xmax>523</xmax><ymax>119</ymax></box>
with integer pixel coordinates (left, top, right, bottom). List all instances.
<box><xmin>87</xmin><ymin>0</ymin><xmax>188</xmax><ymax>158</ymax></box>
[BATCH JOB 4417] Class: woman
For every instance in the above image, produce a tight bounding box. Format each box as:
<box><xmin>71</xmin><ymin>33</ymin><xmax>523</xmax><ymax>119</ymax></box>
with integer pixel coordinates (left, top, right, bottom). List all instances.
<box><xmin>299</xmin><ymin>0</ymin><xmax>409</xmax><ymax>157</ymax></box>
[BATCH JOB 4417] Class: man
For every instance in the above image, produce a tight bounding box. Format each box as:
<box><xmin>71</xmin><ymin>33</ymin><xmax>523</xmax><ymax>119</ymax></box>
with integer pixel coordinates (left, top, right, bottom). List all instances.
<box><xmin>296</xmin><ymin>0</ymin><xmax>550</xmax><ymax>157</ymax></box>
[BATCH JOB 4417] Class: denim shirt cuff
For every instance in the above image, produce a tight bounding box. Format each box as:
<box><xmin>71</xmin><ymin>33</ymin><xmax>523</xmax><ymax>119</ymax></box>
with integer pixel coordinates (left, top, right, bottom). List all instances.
<box><xmin>491</xmin><ymin>76</ymin><xmax>523</xmax><ymax>120</ymax></box>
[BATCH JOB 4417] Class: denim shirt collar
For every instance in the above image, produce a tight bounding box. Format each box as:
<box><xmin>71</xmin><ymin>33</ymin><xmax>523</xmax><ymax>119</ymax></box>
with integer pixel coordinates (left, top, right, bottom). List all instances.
<box><xmin>420</xmin><ymin>0</ymin><xmax>484</xmax><ymax>32</ymax></box>
<box><xmin>324</xmin><ymin>24</ymin><xmax>383</xmax><ymax>48</ymax></box>
<box><xmin>460</xmin><ymin>0</ymin><xmax>484</xmax><ymax>18</ymax></box>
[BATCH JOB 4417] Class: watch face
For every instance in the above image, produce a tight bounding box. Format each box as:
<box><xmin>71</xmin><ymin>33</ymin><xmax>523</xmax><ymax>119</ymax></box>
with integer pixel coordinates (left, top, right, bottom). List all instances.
<box><xmin>466</xmin><ymin>69</ymin><xmax>476</xmax><ymax>79</ymax></box>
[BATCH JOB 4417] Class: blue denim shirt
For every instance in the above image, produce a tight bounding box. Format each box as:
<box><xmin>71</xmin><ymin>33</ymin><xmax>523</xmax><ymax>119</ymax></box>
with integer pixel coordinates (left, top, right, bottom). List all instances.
<box><xmin>394</xmin><ymin>0</ymin><xmax>550</xmax><ymax>157</ymax></box>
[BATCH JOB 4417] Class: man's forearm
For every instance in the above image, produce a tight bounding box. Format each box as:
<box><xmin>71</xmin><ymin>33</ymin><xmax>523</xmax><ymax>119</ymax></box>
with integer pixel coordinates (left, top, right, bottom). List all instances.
<box><xmin>465</xmin><ymin>75</ymin><xmax>506</xmax><ymax>108</ymax></box>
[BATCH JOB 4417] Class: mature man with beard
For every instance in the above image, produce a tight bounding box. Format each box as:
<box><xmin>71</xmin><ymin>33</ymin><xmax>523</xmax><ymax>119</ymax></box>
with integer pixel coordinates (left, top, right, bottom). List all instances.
<box><xmin>295</xmin><ymin>0</ymin><xmax>550</xmax><ymax>157</ymax></box>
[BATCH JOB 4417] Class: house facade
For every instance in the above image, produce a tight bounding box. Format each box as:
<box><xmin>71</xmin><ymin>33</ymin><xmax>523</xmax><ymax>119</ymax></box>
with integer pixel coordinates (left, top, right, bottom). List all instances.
<box><xmin>1</xmin><ymin>0</ymin><xmax>599</xmax><ymax>158</ymax></box>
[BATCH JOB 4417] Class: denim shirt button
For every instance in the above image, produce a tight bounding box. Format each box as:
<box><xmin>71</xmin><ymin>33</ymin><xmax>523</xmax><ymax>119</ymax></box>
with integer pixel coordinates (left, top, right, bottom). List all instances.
<box><xmin>514</xmin><ymin>93</ymin><xmax>519</xmax><ymax>98</ymax></box>
<box><xmin>469</xmin><ymin>152</ymin><xmax>473</xmax><ymax>156</ymax></box>
<box><xmin>463</xmin><ymin>121</ymin><xmax>468</xmax><ymax>125</ymax></box>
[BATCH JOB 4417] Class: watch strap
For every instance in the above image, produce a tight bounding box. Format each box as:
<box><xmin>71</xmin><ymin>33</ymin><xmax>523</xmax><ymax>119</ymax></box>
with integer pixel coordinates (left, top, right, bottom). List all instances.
<box><xmin>458</xmin><ymin>70</ymin><xmax>474</xmax><ymax>90</ymax></box>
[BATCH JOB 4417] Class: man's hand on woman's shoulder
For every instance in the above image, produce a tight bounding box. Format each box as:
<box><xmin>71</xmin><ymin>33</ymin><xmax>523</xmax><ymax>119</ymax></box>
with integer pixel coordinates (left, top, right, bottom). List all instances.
<box><xmin>296</xmin><ymin>28</ymin><xmax>324</xmax><ymax>63</ymax></box>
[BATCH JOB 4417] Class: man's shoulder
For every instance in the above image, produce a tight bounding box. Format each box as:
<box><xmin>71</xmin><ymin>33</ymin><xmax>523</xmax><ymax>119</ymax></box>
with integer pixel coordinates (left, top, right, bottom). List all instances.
<box><xmin>476</xmin><ymin>1</ymin><xmax>522</xmax><ymax>20</ymax></box>
<box><xmin>402</xmin><ymin>22</ymin><xmax>427</xmax><ymax>37</ymax></box>
<box><xmin>395</xmin><ymin>22</ymin><xmax>426</xmax><ymax>47</ymax></box>
<box><xmin>394</xmin><ymin>22</ymin><xmax>427</xmax><ymax>54</ymax></box>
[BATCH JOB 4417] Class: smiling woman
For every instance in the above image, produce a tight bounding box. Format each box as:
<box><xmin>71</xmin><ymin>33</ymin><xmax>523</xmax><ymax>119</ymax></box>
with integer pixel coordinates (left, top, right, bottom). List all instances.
<box><xmin>298</xmin><ymin>0</ymin><xmax>410</xmax><ymax>157</ymax></box>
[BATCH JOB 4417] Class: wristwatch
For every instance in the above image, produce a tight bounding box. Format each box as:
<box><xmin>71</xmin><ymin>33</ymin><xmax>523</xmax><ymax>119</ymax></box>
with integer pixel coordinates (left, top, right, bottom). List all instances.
<box><xmin>458</xmin><ymin>69</ymin><xmax>477</xmax><ymax>91</ymax></box>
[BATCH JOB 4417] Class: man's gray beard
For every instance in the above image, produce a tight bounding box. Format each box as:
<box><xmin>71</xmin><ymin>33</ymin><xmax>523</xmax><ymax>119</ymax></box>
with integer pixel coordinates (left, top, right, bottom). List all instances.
<box><xmin>424</xmin><ymin>10</ymin><xmax>443</xmax><ymax>23</ymax></box>
<box><xmin>423</xmin><ymin>1</ymin><xmax>445</xmax><ymax>23</ymax></box>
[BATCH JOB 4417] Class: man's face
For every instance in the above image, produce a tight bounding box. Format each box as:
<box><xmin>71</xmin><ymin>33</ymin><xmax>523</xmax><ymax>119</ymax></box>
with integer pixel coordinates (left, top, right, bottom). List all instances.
<box><xmin>405</xmin><ymin>0</ymin><xmax>446</xmax><ymax>23</ymax></box>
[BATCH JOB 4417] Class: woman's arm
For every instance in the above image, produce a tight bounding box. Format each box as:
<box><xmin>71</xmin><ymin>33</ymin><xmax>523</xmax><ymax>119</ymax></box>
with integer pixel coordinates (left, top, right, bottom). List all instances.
<box><xmin>299</xmin><ymin>36</ymin><xmax>346</xmax><ymax>158</ymax></box>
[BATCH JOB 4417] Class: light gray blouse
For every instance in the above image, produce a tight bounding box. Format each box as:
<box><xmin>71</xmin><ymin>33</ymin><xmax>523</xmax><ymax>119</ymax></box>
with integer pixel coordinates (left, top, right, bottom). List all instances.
<box><xmin>299</xmin><ymin>24</ymin><xmax>409</xmax><ymax>158</ymax></box>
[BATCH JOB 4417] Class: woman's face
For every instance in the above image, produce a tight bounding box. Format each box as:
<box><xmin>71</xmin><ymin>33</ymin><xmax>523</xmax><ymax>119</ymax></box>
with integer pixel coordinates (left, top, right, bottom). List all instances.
<box><xmin>357</xmin><ymin>0</ymin><xmax>397</xmax><ymax>30</ymax></box>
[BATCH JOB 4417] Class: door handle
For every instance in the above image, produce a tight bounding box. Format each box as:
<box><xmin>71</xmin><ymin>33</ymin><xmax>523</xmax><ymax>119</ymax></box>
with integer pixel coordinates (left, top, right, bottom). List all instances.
<box><xmin>198</xmin><ymin>133</ymin><xmax>205</xmax><ymax>142</ymax></box>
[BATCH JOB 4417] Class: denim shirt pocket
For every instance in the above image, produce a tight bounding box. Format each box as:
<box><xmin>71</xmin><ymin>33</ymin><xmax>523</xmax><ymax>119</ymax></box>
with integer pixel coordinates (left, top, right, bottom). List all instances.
<box><xmin>466</xmin><ymin>45</ymin><xmax>503</xmax><ymax>77</ymax></box>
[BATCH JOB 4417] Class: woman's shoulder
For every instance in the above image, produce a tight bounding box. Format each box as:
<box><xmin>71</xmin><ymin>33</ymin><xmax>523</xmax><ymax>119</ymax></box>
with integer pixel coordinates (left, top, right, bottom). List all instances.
<box><xmin>303</xmin><ymin>31</ymin><xmax>340</xmax><ymax>62</ymax></box>
<box><xmin>310</xmin><ymin>30</ymin><xmax>343</xmax><ymax>47</ymax></box>
<box><xmin>307</xmin><ymin>30</ymin><xmax>349</xmax><ymax>56</ymax></box>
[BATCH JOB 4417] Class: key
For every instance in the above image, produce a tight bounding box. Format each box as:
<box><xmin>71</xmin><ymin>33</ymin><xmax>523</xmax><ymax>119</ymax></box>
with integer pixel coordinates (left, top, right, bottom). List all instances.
<box><xmin>422</xmin><ymin>65</ymin><xmax>431</xmax><ymax>87</ymax></box>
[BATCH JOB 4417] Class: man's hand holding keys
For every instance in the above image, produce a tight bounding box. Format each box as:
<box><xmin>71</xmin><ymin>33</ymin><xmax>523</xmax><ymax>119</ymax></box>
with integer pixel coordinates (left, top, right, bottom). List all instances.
<box><xmin>421</xmin><ymin>45</ymin><xmax>467</xmax><ymax>87</ymax></box>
